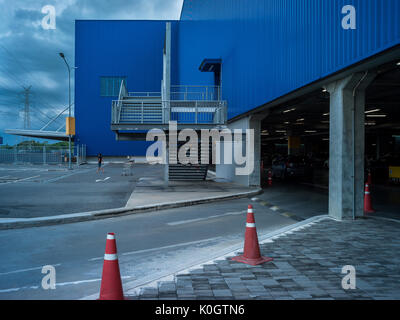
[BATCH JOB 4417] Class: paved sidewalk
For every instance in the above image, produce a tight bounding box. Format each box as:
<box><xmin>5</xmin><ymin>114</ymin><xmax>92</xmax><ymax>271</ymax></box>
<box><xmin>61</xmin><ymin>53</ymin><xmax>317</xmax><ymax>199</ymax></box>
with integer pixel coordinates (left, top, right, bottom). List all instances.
<box><xmin>125</xmin><ymin>174</ymin><xmax>258</xmax><ymax>208</ymax></box>
<box><xmin>126</xmin><ymin>217</ymin><xmax>400</xmax><ymax>300</ymax></box>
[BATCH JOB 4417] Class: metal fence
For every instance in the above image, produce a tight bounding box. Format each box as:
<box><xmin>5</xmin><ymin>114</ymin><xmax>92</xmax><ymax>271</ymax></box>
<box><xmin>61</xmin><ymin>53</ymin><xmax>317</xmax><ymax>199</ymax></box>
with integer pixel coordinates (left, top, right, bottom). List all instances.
<box><xmin>0</xmin><ymin>145</ymin><xmax>87</xmax><ymax>165</ymax></box>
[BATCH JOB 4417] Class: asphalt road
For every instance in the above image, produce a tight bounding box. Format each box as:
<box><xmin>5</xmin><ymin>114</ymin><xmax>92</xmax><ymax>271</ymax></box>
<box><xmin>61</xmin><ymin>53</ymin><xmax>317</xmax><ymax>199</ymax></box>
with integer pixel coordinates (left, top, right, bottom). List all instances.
<box><xmin>0</xmin><ymin>163</ymin><xmax>162</xmax><ymax>218</ymax></box>
<box><xmin>0</xmin><ymin>197</ymin><xmax>301</xmax><ymax>300</ymax></box>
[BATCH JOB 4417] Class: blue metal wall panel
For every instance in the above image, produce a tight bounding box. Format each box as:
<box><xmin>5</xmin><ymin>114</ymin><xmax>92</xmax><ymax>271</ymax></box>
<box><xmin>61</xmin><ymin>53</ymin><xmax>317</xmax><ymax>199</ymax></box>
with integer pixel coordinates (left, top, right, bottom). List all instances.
<box><xmin>75</xmin><ymin>1</ymin><xmax>400</xmax><ymax>156</ymax></box>
<box><xmin>179</xmin><ymin>0</ymin><xmax>400</xmax><ymax>119</ymax></box>
<box><xmin>75</xmin><ymin>20</ymin><xmax>178</xmax><ymax>156</ymax></box>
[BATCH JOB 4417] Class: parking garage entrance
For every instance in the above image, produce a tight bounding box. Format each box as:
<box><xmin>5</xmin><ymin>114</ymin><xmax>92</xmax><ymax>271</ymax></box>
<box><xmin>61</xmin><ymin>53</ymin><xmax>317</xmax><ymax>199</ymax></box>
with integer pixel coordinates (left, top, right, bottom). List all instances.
<box><xmin>260</xmin><ymin>58</ymin><xmax>400</xmax><ymax>221</ymax></box>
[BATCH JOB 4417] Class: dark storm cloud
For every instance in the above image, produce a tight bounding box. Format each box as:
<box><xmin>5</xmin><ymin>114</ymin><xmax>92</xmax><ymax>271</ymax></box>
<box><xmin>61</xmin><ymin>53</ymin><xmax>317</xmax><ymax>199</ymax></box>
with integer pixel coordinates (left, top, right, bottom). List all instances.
<box><xmin>0</xmin><ymin>0</ymin><xmax>183</xmax><ymax>145</ymax></box>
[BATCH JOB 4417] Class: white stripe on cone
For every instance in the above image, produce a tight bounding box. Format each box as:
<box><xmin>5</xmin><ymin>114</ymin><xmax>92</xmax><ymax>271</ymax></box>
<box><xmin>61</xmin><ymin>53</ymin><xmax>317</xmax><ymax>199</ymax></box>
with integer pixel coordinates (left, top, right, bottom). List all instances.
<box><xmin>246</xmin><ymin>223</ymin><xmax>256</xmax><ymax>228</ymax></box>
<box><xmin>104</xmin><ymin>254</ymin><xmax>118</xmax><ymax>261</ymax></box>
<box><xmin>107</xmin><ymin>234</ymin><xmax>115</xmax><ymax>240</ymax></box>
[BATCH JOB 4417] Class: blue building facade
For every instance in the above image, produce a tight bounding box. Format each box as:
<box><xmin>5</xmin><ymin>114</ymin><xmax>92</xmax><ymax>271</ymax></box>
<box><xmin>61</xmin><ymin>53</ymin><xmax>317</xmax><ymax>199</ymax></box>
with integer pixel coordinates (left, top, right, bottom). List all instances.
<box><xmin>75</xmin><ymin>20</ymin><xmax>179</xmax><ymax>156</ymax></box>
<box><xmin>75</xmin><ymin>0</ymin><xmax>400</xmax><ymax>156</ymax></box>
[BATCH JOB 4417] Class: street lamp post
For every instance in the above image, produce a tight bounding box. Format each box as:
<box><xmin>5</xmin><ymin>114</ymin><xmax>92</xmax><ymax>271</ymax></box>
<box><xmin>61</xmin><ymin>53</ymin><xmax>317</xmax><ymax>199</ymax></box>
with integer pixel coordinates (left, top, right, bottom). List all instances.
<box><xmin>59</xmin><ymin>52</ymin><xmax>72</xmax><ymax>170</ymax></box>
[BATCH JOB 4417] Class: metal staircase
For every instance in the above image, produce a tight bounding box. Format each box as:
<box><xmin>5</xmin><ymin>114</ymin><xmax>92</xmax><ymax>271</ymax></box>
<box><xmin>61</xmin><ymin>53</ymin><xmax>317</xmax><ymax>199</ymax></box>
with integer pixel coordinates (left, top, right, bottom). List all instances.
<box><xmin>167</xmin><ymin>142</ymin><xmax>213</xmax><ymax>181</ymax></box>
<box><xmin>110</xmin><ymin>80</ymin><xmax>227</xmax><ymax>182</ymax></box>
<box><xmin>119</xmin><ymin>95</ymin><xmax>163</xmax><ymax>124</ymax></box>
<box><xmin>168</xmin><ymin>164</ymin><xmax>209</xmax><ymax>181</ymax></box>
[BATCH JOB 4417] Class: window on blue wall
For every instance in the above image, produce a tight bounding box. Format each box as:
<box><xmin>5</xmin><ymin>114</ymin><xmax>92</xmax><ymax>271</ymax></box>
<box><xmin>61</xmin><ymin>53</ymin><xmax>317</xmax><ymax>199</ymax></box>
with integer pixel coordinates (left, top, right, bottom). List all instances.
<box><xmin>100</xmin><ymin>76</ymin><xmax>127</xmax><ymax>96</ymax></box>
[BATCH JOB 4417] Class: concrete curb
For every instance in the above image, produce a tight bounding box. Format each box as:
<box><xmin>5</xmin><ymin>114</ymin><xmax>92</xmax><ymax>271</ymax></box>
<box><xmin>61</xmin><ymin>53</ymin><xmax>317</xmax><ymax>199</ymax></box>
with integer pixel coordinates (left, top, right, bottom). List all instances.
<box><xmin>0</xmin><ymin>188</ymin><xmax>263</xmax><ymax>230</ymax></box>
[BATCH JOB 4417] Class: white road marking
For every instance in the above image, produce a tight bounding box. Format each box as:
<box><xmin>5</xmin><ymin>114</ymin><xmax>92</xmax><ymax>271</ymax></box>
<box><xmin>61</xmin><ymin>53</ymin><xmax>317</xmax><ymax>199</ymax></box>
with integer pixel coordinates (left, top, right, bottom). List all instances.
<box><xmin>96</xmin><ymin>177</ymin><xmax>111</xmax><ymax>183</ymax></box>
<box><xmin>0</xmin><ymin>286</ymin><xmax>40</xmax><ymax>293</ymax></box>
<box><xmin>88</xmin><ymin>237</ymin><xmax>223</xmax><ymax>261</ymax></box>
<box><xmin>0</xmin><ymin>264</ymin><xmax>62</xmax><ymax>276</ymax></box>
<box><xmin>0</xmin><ymin>276</ymin><xmax>134</xmax><ymax>294</ymax></box>
<box><xmin>270</xmin><ymin>206</ymin><xmax>280</xmax><ymax>211</ymax></box>
<box><xmin>167</xmin><ymin>210</ymin><xmax>247</xmax><ymax>226</ymax></box>
<box><xmin>0</xmin><ymin>175</ymin><xmax>40</xmax><ymax>185</ymax></box>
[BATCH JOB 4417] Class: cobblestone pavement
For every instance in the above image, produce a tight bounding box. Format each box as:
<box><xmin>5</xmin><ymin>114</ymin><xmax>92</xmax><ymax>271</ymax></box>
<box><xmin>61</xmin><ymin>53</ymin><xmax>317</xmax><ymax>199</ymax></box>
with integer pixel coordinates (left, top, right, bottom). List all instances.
<box><xmin>127</xmin><ymin>217</ymin><xmax>400</xmax><ymax>300</ymax></box>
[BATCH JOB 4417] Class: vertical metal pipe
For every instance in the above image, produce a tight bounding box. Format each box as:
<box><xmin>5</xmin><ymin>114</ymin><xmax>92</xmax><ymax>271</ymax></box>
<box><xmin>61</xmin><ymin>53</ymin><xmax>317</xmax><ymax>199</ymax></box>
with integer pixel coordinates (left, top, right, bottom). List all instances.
<box><xmin>352</xmin><ymin>71</ymin><xmax>368</xmax><ymax>220</ymax></box>
<box><xmin>195</xmin><ymin>101</ymin><xmax>198</xmax><ymax>124</ymax></box>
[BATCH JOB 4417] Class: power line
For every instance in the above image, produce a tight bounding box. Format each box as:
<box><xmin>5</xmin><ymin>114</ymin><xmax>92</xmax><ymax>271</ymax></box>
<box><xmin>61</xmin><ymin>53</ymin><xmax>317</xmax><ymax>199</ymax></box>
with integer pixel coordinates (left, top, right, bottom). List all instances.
<box><xmin>0</xmin><ymin>43</ymin><xmax>71</xmax><ymax>117</ymax></box>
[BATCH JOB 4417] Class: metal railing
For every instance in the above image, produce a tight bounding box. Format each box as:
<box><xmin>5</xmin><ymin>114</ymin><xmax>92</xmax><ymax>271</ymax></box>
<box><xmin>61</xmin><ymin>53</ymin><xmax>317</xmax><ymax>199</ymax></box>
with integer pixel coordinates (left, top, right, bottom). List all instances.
<box><xmin>168</xmin><ymin>100</ymin><xmax>227</xmax><ymax>124</ymax></box>
<box><xmin>0</xmin><ymin>145</ymin><xmax>87</xmax><ymax>165</ymax></box>
<box><xmin>170</xmin><ymin>85</ymin><xmax>221</xmax><ymax>101</ymax></box>
<box><xmin>111</xmin><ymin>81</ymin><xmax>226</xmax><ymax>125</ymax></box>
<box><xmin>112</xmin><ymin>100</ymin><xmax>227</xmax><ymax>125</ymax></box>
<box><xmin>111</xmin><ymin>80</ymin><xmax>128</xmax><ymax>124</ymax></box>
<box><xmin>128</xmin><ymin>92</ymin><xmax>161</xmax><ymax>98</ymax></box>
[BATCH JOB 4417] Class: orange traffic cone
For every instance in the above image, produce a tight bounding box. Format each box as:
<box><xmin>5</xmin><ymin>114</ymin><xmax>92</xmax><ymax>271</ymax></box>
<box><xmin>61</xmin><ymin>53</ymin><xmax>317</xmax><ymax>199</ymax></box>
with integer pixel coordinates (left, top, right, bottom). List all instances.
<box><xmin>232</xmin><ymin>205</ymin><xmax>273</xmax><ymax>266</ymax></box>
<box><xmin>364</xmin><ymin>183</ymin><xmax>375</xmax><ymax>215</ymax></box>
<box><xmin>268</xmin><ymin>170</ymin><xmax>273</xmax><ymax>187</ymax></box>
<box><xmin>98</xmin><ymin>233</ymin><xmax>125</xmax><ymax>300</ymax></box>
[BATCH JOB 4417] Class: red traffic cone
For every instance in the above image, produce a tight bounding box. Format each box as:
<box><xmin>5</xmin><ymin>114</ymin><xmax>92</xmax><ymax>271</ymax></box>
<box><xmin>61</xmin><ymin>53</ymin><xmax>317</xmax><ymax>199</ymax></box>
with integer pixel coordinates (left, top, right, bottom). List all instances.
<box><xmin>364</xmin><ymin>183</ymin><xmax>375</xmax><ymax>215</ymax></box>
<box><xmin>232</xmin><ymin>205</ymin><xmax>273</xmax><ymax>266</ymax></box>
<box><xmin>268</xmin><ymin>170</ymin><xmax>273</xmax><ymax>187</ymax></box>
<box><xmin>98</xmin><ymin>233</ymin><xmax>125</xmax><ymax>300</ymax></box>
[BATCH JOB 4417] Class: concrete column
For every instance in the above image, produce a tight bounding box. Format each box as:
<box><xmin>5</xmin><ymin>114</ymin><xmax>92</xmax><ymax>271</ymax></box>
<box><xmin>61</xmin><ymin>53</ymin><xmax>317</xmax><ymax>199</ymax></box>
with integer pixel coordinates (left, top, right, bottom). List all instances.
<box><xmin>216</xmin><ymin>115</ymin><xmax>263</xmax><ymax>187</ymax></box>
<box><xmin>164</xmin><ymin>144</ymin><xmax>169</xmax><ymax>186</ymax></box>
<box><xmin>163</xmin><ymin>22</ymin><xmax>171</xmax><ymax>100</ymax></box>
<box><xmin>326</xmin><ymin>72</ymin><xmax>376</xmax><ymax>220</ymax></box>
<box><xmin>376</xmin><ymin>135</ymin><xmax>380</xmax><ymax>160</ymax></box>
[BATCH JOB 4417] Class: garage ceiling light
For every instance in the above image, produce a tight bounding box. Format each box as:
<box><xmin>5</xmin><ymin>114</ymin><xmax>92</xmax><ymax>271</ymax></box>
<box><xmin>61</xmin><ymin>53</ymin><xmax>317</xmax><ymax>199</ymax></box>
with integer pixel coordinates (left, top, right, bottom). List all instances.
<box><xmin>365</xmin><ymin>122</ymin><xmax>376</xmax><ymax>126</ymax></box>
<box><xmin>397</xmin><ymin>62</ymin><xmax>400</xmax><ymax>66</ymax></box>
<box><xmin>305</xmin><ymin>130</ymin><xmax>317</xmax><ymax>133</ymax></box>
<box><xmin>297</xmin><ymin>118</ymin><xmax>305</xmax><ymax>122</ymax></box>
<box><xmin>276</xmin><ymin>130</ymin><xmax>287</xmax><ymax>133</ymax></box>
<box><xmin>323</xmin><ymin>113</ymin><xmax>329</xmax><ymax>116</ymax></box>
<box><xmin>365</xmin><ymin>109</ymin><xmax>381</xmax><ymax>114</ymax></box>
<box><xmin>283</xmin><ymin>108</ymin><xmax>296</xmax><ymax>113</ymax></box>
<box><xmin>366</xmin><ymin>114</ymin><xmax>387</xmax><ymax>118</ymax></box>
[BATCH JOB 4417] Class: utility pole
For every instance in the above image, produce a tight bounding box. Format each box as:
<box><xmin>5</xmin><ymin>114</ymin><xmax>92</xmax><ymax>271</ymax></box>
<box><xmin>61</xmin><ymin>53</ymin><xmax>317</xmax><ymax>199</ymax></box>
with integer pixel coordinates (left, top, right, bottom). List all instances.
<box><xmin>22</xmin><ymin>86</ymin><xmax>32</xmax><ymax>149</ymax></box>
<box><xmin>23</xmin><ymin>86</ymin><xmax>32</xmax><ymax>130</ymax></box>
<box><xmin>59</xmin><ymin>53</ymin><xmax>73</xmax><ymax>170</ymax></box>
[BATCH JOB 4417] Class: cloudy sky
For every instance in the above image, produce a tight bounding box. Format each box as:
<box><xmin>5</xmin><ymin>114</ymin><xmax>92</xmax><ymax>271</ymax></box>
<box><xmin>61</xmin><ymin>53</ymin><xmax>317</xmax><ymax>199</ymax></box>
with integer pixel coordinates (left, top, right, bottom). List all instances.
<box><xmin>0</xmin><ymin>0</ymin><xmax>183</xmax><ymax>145</ymax></box>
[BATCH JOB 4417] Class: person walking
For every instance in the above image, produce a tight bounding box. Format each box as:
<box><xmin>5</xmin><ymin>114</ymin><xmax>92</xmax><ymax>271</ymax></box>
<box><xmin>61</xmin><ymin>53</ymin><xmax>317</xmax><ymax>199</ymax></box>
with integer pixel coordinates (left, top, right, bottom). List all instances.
<box><xmin>97</xmin><ymin>153</ymin><xmax>104</xmax><ymax>173</ymax></box>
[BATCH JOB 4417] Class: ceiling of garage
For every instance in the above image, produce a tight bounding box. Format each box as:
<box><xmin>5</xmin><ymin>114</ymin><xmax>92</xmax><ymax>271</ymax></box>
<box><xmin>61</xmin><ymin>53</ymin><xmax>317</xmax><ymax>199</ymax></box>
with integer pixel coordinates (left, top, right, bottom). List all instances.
<box><xmin>261</xmin><ymin>60</ymin><xmax>400</xmax><ymax>143</ymax></box>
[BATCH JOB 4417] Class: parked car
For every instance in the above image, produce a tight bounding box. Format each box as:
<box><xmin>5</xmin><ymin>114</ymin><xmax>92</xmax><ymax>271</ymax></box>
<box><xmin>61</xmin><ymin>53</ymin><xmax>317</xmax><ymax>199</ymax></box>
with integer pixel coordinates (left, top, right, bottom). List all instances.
<box><xmin>271</xmin><ymin>155</ymin><xmax>311</xmax><ymax>180</ymax></box>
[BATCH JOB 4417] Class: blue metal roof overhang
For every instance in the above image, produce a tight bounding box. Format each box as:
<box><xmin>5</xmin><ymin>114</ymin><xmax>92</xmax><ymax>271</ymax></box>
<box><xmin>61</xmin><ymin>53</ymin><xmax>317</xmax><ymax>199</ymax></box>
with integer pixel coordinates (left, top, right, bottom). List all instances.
<box><xmin>199</xmin><ymin>59</ymin><xmax>222</xmax><ymax>72</ymax></box>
